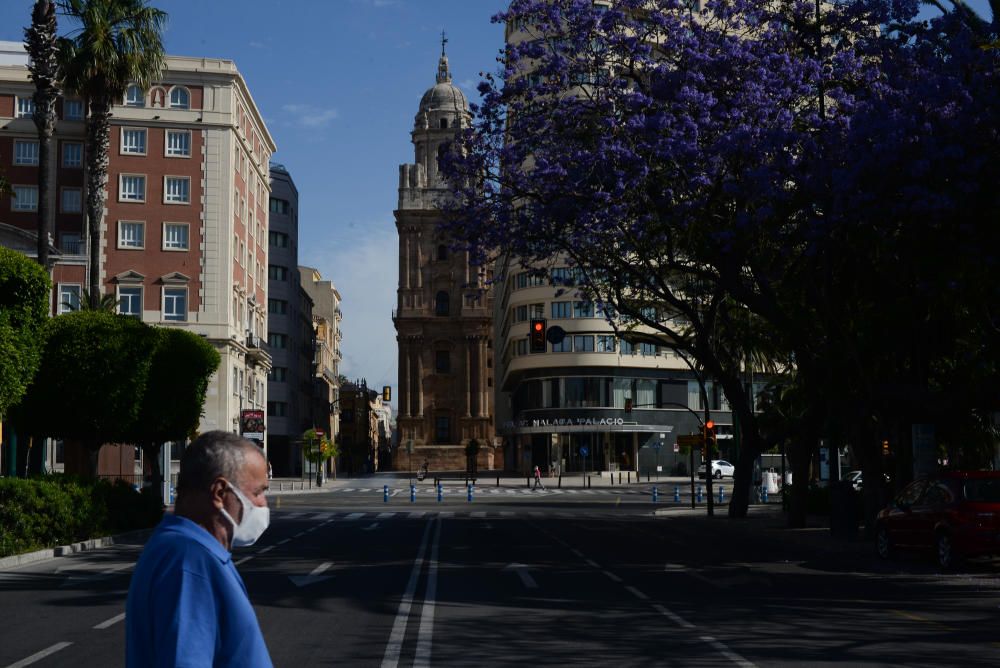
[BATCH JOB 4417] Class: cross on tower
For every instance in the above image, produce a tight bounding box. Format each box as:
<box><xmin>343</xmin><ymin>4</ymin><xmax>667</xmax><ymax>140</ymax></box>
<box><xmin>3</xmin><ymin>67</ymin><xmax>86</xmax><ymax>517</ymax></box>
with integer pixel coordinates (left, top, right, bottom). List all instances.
<box><xmin>441</xmin><ymin>30</ymin><xmax>448</xmax><ymax>57</ymax></box>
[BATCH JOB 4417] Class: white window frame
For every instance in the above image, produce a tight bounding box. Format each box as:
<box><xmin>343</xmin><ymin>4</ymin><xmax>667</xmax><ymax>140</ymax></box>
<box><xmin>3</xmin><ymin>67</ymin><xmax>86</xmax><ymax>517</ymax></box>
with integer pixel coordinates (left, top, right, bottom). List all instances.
<box><xmin>120</xmin><ymin>127</ymin><xmax>147</xmax><ymax>155</ymax></box>
<box><xmin>168</xmin><ymin>86</ymin><xmax>190</xmax><ymax>109</ymax></box>
<box><xmin>117</xmin><ymin>220</ymin><xmax>145</xmax><ymax>249</ymax></box>
<box><xmin>117</xmin><ymin>285</ymin><xmax>142</xmax><ymax>317</ymax></box>
<box><xmin>162</xmin><ymin>286</ymin><xmax>188</xmax><ymax>322</ymax></box>
<box><xmin>125</xmin><ymin>84</ymin><xmax>145</xmax><ymax>107</ymax></box>
<box><xmin>12</xmin><ymin>185</ymin><xmax>38</xmax><ymax>212</ymax></box>
<box><xmin>15</xmin><ymin>97</ymin><xmax>34</xmax><ymax>118</ymax></box>
<box><xmin>118</xmin><ymin>174</ymin><xmax>146</xmax><ymax>202</ymax></box>
<box><xmin>64</xmin><ymin>99</ymin><xmax>84</xmax><ymax>120</ymax></box>
<box><xmin>163</xmin><ymin>176</ymin><xmax>190</xmax><ymax>204</ymax></box>
<box><xmin>14</xmin><ymin>140</ymin><xmax>39</xmax><ymax>165</ymax></box>
<box><xmin>57</xmin><ymin>283</ymin><xmax>82</xmax><ymax>315</ymax></box>
<box><xmin>60</xmin><ymin>187</ymin><xmax>82</xmax><ymax>213</ymax></box>
<box><xmin>62</xmin><ymin>141</ymin><xmax>83</xmax><ymax>168</ymax></box>
<box><xmin>162</xmin><ymin>222</ymin><xmax>190</xmax><ymax>251</ymax></box>
<box><xmin>165</xmin><ymin>129</ymin><xmax>191</xmax><ymax>157</ymax></box>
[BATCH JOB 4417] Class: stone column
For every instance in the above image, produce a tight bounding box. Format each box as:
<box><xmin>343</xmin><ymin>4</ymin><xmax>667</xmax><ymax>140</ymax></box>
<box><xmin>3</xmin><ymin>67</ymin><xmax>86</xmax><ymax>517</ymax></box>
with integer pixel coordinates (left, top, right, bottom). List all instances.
<box><xmin>415</xmin><ymin>347</ymin><xmax>424</xmax><ymax>417</ymax></box>
<box><xmin>403</xmin><ymin>234</ymin><xmax>410</xmax><ymax>290</ymax></box>
<box><xmin>478</xmin><ymin>337</ymin><xmax>487</xmax><ymax>417</ymax></box>
<box><xmin>465</xmin><ymin>339</ymin><xmax>472</xmax><ymax>417</ymax></box>
<box><xmin>400</xmin><ymin>344</ymin><xmax>409</xmax><ymax>418</ymax></box>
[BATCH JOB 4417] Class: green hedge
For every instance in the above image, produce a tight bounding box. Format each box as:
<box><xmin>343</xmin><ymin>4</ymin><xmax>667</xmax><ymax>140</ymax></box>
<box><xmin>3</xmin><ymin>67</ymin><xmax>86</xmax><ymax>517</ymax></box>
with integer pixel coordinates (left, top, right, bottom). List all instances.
<box><xmin>0</xmin><ymin>475</ymin><xmax>162</xmax><ymax>558</ymax></box>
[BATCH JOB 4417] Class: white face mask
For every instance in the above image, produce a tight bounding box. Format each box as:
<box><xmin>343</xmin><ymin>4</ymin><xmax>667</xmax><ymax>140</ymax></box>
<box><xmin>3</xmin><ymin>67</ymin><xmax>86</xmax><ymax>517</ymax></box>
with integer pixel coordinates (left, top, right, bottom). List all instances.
<box><xmin>220</xmin><ymin>481</ymin><xmax>270</xmax><ymax>548</ymax></box>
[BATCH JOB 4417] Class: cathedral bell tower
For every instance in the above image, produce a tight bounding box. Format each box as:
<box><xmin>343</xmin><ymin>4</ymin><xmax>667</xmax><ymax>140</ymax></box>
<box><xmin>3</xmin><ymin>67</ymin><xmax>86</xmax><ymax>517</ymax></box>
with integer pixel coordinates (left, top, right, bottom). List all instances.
<box><xmin>392</xmin><ymin>38</ymin><xmax>497</xmax><ymax>472</ymax></box>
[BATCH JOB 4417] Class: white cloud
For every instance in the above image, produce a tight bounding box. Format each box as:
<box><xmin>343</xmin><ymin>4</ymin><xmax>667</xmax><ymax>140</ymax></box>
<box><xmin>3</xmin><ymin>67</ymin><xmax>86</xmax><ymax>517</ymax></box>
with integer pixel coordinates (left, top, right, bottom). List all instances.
<box><xmin>248</xmin><ymin>40</ymin><xmax>266</xmax><ymax>49</ymax></box>
<box><xmin>281</xmin><ymin>104</ymin><xmax>340</xmax><ymax>129</ymax></box>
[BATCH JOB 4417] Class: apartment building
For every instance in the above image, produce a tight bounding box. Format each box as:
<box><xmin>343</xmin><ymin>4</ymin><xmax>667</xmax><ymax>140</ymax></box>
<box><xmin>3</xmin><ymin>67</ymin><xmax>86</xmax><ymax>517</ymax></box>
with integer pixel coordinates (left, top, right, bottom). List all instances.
<box><xmin>392</xmin><ymin>47</ymin><xmax>498</xmax><ymax>472</ymax></box>
<box><xmin>300</xmin><ymin>265</ymin><xmax>343</xmax><ymax>479</ymax></box>
<box><xmin>0</xmin><ymin>44</ymin><xmax>276</xmax><ymax>469</ymax></box>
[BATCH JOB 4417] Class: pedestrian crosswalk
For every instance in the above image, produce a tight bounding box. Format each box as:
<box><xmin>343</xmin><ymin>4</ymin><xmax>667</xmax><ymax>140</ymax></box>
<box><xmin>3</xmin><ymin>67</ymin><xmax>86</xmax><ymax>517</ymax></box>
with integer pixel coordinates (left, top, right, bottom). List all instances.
<box><xmin>273</xmin><ymin>508</ymin><xmax>651</xmax><ymax>521</ymax></box>
<box><xmin>325</xmin><ymin>486</ymin><xmax>674</xmax><ymax>497</ymax></box>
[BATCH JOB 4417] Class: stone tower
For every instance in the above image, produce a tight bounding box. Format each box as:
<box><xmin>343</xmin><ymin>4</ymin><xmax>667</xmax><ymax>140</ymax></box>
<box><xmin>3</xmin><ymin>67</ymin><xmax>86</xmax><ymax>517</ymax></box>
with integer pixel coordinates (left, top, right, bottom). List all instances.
<box><xmin>393</xmin><ymin>43</ymin><xmax>496</xmax><ymax>472</ymax></box>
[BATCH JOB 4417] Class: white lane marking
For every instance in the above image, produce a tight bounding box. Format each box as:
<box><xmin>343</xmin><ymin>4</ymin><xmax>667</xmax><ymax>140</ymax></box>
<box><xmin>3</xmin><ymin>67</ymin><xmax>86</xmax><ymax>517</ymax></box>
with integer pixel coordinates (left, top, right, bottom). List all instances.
<box><xmin>381</xmin><ymin>520</ymin><xmax>434</xmax><ymax>668</ymax></box>
<box><xmin>289</xmin><ymin>561</ymin><xmax>335</xmax><ymax>587</ymax></box>
<box><xmin>471</xmin><ymin>512</ymin><xmax>486</xmax><ymax>518</ymax></box>
<box><xmin>363</xmin><ymin>523</ymin><xmax>380</xmax><ymax>531</ymax></box>
<box><xmin>305</xmin><ymin>527</ymin><xmax>317</xmax><ymax>533</ymax></box>
<box><xmin>653</xmin><ymin>603</ymin><xmax>695</xmax><ymax>629</ymax></box>
<box><xmin>414</xmin><ymin>519</ymin><xmax>442</xmax><ymax>668</ymax></box>
<box><xmin>409</xmin><ymin>511</ymin><xmax>427</xmax><ymax>518</ymax></box>
<box><xmin>258</xmin><ymin>546</ymin><xmax>275</xmax><ymax>554</ymax></box>
<box><xmin>310</xmin><ymin>562</ymin><xmax>333</xmax><ymax>576</ymax></box>
<box><xmin>293</xmin><ymin>532</ymin><xmax>306</xmax><ymax>538</ymax></box>
<box><xmin>278</xmin><ymin>538</ymin><xmax>291</xmax><ymax>545</ymax></box>
<box><xmin>234</xmin><ymin>555</ymin><xmax>253</xmax><ymax>565</ymax></box>
<box><xmin>311</xmin><ymin>512</ymin><xmax>331</xmax><ymax>520</ymax></box>
<box><xmin>602</xmin><ymin>570</ymin><xmax>623</xmax><ymax>583</ymax></box>
<box><xmin>5</xmin><ymin>642</ymin><xmax>73</xmax><ymax>668</ymax></box>
<box><xmin>585</xmin><ymin>558</ymin><xmax>600</xmax><ymax>569</ymax></box>
<box><xmin>700</xmin><ymin>635</ymin><xmax>756</xmax><ymax>667</ymax></box>
<box><xmin>500</xmin><ymin>512</ymin><xmax>514</xmax><ymax>517</ymax></box>
<box><xmin>625</xmin><ymin>585</ymin><xmax>649</xmax><ymax>601</ymax></box>
<box><xmin>377</xmin><ymin>512</ymin><xmax>396</xmax><ymax>519</ymax></box>
<box><xmin>505</xmin><ymin>489</ymin><xmax>517</xmax><ymax>494</ymax></box>
<box><xmin>529</xmin><ymin>512</ymin><xmax>543</xmax><ymax>518</ymax></box>
<box><xmin>439</xmin><ymin>512</ymin><xmax>454</xmax><ymax>518</ymax></box>
<box><xmin>344</xmin><ymin>512</ymin><xmax>365</xmax><ymax>520</ymax></box>
<box><xmin>93</xmin><ymin>612</ymin><xmax>126</xmax><ymax>630</ymax></box>
<box><xmin>343</xmin><ymin>488</ymin><xmax>356</xmax><ymax>492</ymax></box>
<box><xmin>570</xmin><ymin>548</ymin><xmax>585</xmax><ymax>558</ymax></box>
<box><xmin>284</xmin><ymin>512</ymin><xmax>306</xmax><ymax>519</ymax></box>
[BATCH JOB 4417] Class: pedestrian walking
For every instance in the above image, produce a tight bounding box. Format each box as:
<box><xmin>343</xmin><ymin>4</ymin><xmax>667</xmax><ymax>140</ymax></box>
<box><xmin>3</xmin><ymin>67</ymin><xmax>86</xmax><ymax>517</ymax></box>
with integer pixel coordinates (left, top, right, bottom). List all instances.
<box><xmin>126</xmin><ymin>431</ymin><xmax>273</xmax><ymax>668</ymax></box>
<box><xmin>534</xmin><ymin>464</ymin><xmax>545</xmax><ymax>490</ymax></box>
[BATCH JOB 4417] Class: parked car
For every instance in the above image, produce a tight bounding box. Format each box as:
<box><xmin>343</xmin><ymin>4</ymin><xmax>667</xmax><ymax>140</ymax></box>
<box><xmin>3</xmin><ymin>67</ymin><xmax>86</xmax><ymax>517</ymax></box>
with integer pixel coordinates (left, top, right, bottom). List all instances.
<box><xmin>711</xmin><ymin>460</ymin><xmax>735</xmax><ymax>479</ymax></box>
<box><xmin>875</xmin><ymin>471</ymin><xmax>1000</xmax><ymax>568</ymax></box>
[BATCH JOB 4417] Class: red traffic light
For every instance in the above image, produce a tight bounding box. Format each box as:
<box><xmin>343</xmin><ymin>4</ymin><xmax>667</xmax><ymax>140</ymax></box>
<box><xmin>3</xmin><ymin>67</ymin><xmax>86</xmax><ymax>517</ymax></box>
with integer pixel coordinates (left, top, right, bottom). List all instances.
<box><xmin>533</xmin><ymin>321</ymin><xmax>544</xmax><ymax>333</ymax></box>
<box><xmin>705</xmin><ymin>420</ymin><xmax>714</xmax><ymax>430</ymax></box>
<box><xmin>529</xmin><ymin>318</ymin><xmax>547</xmax><ymax>353</ymax></box>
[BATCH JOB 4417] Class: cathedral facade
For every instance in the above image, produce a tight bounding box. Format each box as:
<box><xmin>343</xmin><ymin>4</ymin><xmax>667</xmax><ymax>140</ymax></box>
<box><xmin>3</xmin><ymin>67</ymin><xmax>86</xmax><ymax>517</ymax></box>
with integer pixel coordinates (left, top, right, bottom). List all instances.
<box><xmin>392</xmin><ymin>48</ymin><xmax>497</xmax><ymax>472</ymax></box>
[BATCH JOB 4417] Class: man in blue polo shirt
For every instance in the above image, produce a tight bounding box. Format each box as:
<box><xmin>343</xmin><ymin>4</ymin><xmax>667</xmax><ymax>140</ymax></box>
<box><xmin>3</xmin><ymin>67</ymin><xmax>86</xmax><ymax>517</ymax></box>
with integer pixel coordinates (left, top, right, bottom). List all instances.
<box><xmin>126</xmin><ymin>431</ymin><xmax>273</xmax><ymax>668</ymax></box>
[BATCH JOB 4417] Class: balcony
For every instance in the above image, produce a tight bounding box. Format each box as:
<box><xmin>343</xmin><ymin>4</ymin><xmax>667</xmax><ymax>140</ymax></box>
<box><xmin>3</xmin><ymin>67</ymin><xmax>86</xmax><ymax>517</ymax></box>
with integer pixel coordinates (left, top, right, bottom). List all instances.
<box><xmin>245</xmin><ymin>331</ymin><xmax>270</xmax><ymax>365</ymax></box>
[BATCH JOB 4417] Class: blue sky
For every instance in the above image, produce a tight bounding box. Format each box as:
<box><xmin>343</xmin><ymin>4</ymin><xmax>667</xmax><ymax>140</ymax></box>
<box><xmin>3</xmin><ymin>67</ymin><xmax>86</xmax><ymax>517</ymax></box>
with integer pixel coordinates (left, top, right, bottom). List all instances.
<box><xmin>0</xmin><ymin>0</ymin><xmax>993</xmax><ymax>414</ymax></box>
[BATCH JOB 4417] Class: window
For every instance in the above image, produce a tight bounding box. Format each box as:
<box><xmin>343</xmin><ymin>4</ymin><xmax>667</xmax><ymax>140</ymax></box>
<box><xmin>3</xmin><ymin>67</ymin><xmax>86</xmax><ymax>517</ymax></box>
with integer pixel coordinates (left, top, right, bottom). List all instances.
<box><xmin>268</xmin><ymin>367</ymin><xmax>287</xmax><ymax>382</ymax></box>
<box><xmin>58</xmin><ymin>284</ymin><xmax>81</xmax><ymax>314</ymax></box>
<box><xmin>639</xmin><ymin>342</ymin><xmax>658</xmax><ymax>356</ymax></box>
<box><xmin>16</xmin><ymin>97</ymin><xmax>34</xmax><ymax>118</ymax></box>
<box><xmin>165</xmin><ymin>130</ymin><xmax>191</xmax><ymax>157</ymax></box>
<box><xmin>573</xmin><ymin>301</ymin><xmax>594</xmax><ymax>318</ymax></box>
<box><xmin>516</xmin><ymin>273</ymin><xmax>528</xmax><ymax>289</ymax></box>
<box><xmin>435</xmin><ymin>416</ymin><xmax>451</xmax><ymax>444</ymax></box>
<box><xmin>61</xmin><ymin>188</ymin><xmax>82</xmax><ymax>213</ymax></box>
<box><xmin>121</xmin><ymin>128</ymin><xmax>147</xmax><ymax>154</ymax></box>
<box><xmin>269</xmin><ymin>231</ymin><xmax>289</xmax><ymax>248</ymax></box>
<box><xmin>267</xmin><ymin>401</ymin><xmax>287</xmax><ymax>417</ymax></box>
<box><xmin>596</xmin><ymin>335</ymin><xmax>616</xmax><ymax>352</ymax></box>
<box><xmin>269</xmin><ymin>198</ymin><xmax>290</xmax><ymax>214</ymax></box>
<box><xmin>163</xmin><ymin>223</ymin><xmax>189</xmax><ymax>250</ymax></box>
<box><xmin>515</xmin><ymin>305</ymin><xmax>528</xmax><ymax>322</ymax></box>
<box><xmin>60</xmin><ymin>233</ymin><xmax>82</xmax><ymax>254</ymax></box>
<box><xmin>268</xmin><ymin>298</ymin><xmax>287</xmax><ymax>314</ymax></box>
<box><xmin>437</xmin><ymin>244</ymin><xmax>448</xmax><ymax>261</ymax></box>
<box><xmin>435</xmin><ymin>291</ymin><xmax>449</xmax><ymax>316</ymax></box>
<box><xmin>118</xmin><ymin>286</ymin><xmax>142</xmax><ymax>317</ymax></box>
<box><xmin>440</xmin><ymin>118</ymin><xmax>448</xmax><ymax>129</ymax></box>
<box><xmin>164</xmin><ymin>176</ymin><xmax>190</xmax><ymax>203</ymax></box>
<box><xmin>163</xmin><ymin>287</ymin><xmax>187</xmax><ymax>321</ymax></box>
<box><xmin>62</xmin><ymin>142</ymin><xmax>83</xmax><ymax>168</ymax></box>
<box><xmin>117</xmin><ymin>221</ymin><xmax>144</xmax><ymax>248</ymax></box>
<box><xmin>268</xmin><ymin>333</ymin><xmax>288</xmax><ymax>349</ymax></box>
<box><xmin>12</xmin><ymin>186</ymin><xmax>38</xmax><ymax>211</ymax></box>
<box><xmin>435</xmin><ymin>351</ymin><xmax>450</xmax><ymax>373</ymax></box>
<box><xmin>14</xmin><ymin>140</ymin><xmax>39</xmax><ymax>165</ymax></box>
<box><xmin>119</xmin><ymin>174</ymin><xmax>146</xmax><ymax>202</ymax></box>
<box><xmin>551</xmin><ymin>301</ymin><xmax>571</xmax><ymax>319</ymax></box>
<box><xmin>515</xmin><ymin>339</ymin><xmax>527</xmax><ymax>356</ymax></box>
<box><xmin>552</xmin><ymin>337</ymin><xmax>573</xmax><ymax>353</ymax></box>
<box><xmin>529</xmin><ymin>303</ymin><xmax>545</xmax><ymax>318</ymax></box>
<box><xmin>268</xmin><ymin>265</ymin><xmax>288</xmax><ymax>281</ymax></box>
<box><xmin>169</xmin><ymin>87</ymin><xmax>190</xmax><ymax>109</ymax></box>
<box><xmin>125</xmin><ymin>84</ymin><xmax>144</xmax><ymax>107</ymax></box>
<box><xmin>574</xmin><ymin>335</ymin><xmax>595</xmax><ymax>352</ymax></box>
<box><xmin>551</xmin><ymin>267</ymin><xmax>574</xmax><ymax>285</ymax></box>
<box><xmin>619</xmin><ymin>340</ymin><xmax>635</xmax><ymax>355</ymax></box>
<box><xmin>64</xmin><ymin>99</ymin><xmax>84</xmax><ymax>120</ymax></box>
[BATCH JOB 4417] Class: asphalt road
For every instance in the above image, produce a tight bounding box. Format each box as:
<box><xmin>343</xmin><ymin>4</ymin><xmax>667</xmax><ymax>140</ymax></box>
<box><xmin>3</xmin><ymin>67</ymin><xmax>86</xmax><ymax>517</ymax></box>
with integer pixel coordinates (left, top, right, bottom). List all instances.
<box><xmin>3</xmin><ymin>476</ymin><xmax>1000</xmax><ymax>667</ymax></box>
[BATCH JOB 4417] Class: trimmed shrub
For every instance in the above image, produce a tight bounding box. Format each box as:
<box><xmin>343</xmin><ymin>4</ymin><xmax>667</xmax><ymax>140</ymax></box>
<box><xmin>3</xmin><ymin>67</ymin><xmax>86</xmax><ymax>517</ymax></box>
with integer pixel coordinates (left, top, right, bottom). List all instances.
<box><xmin>0</xmin><ymin>474</ymin><xmax>162</xmax><ymax>558</ymax></box>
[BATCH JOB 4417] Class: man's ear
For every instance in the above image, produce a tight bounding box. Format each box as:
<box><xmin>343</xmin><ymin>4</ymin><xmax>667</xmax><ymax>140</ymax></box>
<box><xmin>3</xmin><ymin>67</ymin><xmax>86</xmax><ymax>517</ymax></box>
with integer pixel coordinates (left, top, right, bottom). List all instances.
<box><xmin>209</xmin><ymin>478</ymin><xmax>228</xmax><ymax>509</ymax></box>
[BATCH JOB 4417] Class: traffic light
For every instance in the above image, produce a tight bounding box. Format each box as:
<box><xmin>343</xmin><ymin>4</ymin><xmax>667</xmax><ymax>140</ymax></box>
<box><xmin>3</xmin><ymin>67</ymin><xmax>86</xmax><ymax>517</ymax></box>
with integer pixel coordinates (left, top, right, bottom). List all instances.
<box><xmin>703</xmin><ymin>420</ymin><xmax>716</xmax><ymax>457</ymax></box>
<box><xmin>529</xmin><ymin>318</ymin><xmax>547</xmax><ymax>353</ymax></box>
<box><xmin>624</xmin><ymin>398</ymin><xmax>633</xmax><ymax>414</ymax></box>
<box><xmin>382</xmin><ymin>385</ymin><xmax>391</xmax><ymax>402</ymax></box>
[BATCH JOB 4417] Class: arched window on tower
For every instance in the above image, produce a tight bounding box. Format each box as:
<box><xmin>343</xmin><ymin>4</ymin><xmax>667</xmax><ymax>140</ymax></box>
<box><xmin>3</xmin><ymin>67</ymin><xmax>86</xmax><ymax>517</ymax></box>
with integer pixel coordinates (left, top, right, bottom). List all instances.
<box><xmin>440</xmin><ymin>118</ymin><xmax>448</xmax><ymax>129</ymax></box>
<box><xmin>435</xmin><ymin>291</ymin><xmax>449</xmax><ymax>316</ymax></box>
<box><xmin>437</xmin><ymin>244</ymin><xmax>448</xmax><ymax>261</ymax></box>
<box><xmin>436</xmin><ymin>143</ymin><xmax>449</xmax><ymax>173</ymax></box>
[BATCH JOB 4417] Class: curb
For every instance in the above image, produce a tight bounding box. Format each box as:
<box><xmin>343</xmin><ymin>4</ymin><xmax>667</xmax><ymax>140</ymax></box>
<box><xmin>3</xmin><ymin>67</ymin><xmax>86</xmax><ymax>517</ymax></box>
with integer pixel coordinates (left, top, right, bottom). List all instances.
<box><xmin>0</xmin><ymin>527</ymin><xmax>154</xmax><ymax>571</ymax></box>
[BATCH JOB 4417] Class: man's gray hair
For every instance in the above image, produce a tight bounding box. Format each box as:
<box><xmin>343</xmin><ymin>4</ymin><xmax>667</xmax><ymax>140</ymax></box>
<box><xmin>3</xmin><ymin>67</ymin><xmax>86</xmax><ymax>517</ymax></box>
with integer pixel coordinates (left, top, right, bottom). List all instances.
<box><xmin>176</xmin><ymin>430</ymin><xmax>262</xmax><ymax>491</ymax></box>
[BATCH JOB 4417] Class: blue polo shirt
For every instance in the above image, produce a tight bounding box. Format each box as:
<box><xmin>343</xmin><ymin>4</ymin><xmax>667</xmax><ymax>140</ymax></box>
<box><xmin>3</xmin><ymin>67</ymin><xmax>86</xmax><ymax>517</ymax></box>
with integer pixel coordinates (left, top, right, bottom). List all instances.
<box><xmin>126</xmin><ymin>513</ymin><xmax>272</xmax><ymax>668</ymax></box>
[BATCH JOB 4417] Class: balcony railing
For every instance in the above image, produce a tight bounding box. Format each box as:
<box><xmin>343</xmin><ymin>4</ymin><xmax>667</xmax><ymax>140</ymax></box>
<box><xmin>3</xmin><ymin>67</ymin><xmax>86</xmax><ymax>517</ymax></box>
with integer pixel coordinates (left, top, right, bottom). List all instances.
<box><xmin>246</xmin><ymin>331</ymin><xmax>263</xmax><ymax>349</ymax></box>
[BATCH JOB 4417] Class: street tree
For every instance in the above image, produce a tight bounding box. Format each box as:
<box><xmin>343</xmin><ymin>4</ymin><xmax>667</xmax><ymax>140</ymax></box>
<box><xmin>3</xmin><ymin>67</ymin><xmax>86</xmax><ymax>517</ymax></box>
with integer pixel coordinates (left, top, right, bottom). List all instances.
<box><xmin>15</xmin><ymin>310</ymin><xmax>159</xmax><ymax>476</ymax></box>
<box><xmin>56</xmin><ymin>0</ymin><xmax>166</xmax><ymax>308</ymax></box>
<box><xmin>302</xmin><ymin>428</ymin><xmax>339</xmax><ymax>486</ymax></box>
<box><xmin>25</xmin><ymin>0</ymin><xmax>60</xmax><ymax>269</ymax></box>
<box><xmin>0</xmin><ymin>247</ymin><xmax>50</xmax><ymax>427</ymax></box>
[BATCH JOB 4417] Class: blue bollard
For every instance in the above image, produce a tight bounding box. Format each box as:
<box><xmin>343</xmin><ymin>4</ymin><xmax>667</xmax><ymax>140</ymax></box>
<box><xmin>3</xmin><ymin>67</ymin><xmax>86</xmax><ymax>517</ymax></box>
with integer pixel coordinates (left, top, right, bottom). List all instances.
<box><xmin>467</xmin><ymin>483</ymin><xmax>474</xmax><ymax>502</ymax></box>
<box><xmin>410</xmin><ymin>484</ymin><xmax>416</xmax><ymax>502</ymax></box>
<box><xmin>719</xmin><ymin>486</ymin><xmax>725</xmax><ymax>503</ymax></box>
<box><xmin>437</xmin><ymin>483</ymin><xmax>443</xmax><ymax>502</ymax></box>
<box><xmin>696</xmin><ymin>485</ymin><xmax>703</xmax><ymax>503</ymax></box>
<box><xmin>761</xmin><ymin>485</ymin><xmax>768</xmax><ymax>503</ymax></box>
<box><xmin>674</xmin><ymin>486</ymin><xmax>680</xmax><ymax>503</ymax></box>
<box><xmin>652</xmin><ymin>486</ymin><xmax>658</xmax><ymax>503</ymax></box>
<box><xmin>383</xmin><ymin>485</ymin><xmax>389</xmax><ymax>503</ymax></box>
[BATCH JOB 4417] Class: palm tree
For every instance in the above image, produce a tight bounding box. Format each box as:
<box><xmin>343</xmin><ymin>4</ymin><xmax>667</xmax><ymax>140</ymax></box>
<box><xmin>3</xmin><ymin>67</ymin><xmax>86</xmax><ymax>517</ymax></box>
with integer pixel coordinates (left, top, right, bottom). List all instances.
<box><xmin>25</xmin><ymin>0</ymin><xmax>60</xmax><ymax>269</ymax></box>
<box><xmin>56</xmin><ymin>0</ymin><xmax>166</xmax><ymax>308</ymax></box>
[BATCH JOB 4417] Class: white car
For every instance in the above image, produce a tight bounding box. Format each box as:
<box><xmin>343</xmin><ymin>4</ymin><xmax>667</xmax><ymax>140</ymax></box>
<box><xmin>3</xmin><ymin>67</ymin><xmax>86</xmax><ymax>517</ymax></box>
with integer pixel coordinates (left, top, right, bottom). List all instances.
<box><xmin>711</xmin><ymin>460</ymin><xmax>735</xmax><ymax>479</ymax></box>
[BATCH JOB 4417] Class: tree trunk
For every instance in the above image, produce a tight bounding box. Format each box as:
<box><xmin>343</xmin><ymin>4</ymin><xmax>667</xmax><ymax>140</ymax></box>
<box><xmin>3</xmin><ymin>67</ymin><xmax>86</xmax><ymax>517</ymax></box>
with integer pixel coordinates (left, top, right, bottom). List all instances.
<box><xmin>729</xmin><ymin>425</ymin><xmax>762</xmax><ymax>519</ymax></box>
<box><xmin>27</xmin><ymin>0</ymin><xmax>58</xmax><ymax>270</ymax></box>
<box><xmin>85</xmin><ymin>97</ymin><xmax>112</xmax><ymax>308</ymax></box>
<box><xmin>787</xmin><ymin>438</ymin><xmax>815</xmax><ymax>528</ymax></box>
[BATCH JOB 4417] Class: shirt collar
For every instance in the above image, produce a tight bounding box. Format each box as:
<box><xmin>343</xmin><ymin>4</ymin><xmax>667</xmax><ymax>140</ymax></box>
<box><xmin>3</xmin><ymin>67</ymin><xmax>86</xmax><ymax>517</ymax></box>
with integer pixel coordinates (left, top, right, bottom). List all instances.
<box><xmin>160</xmin><ymin>513</ymin><xmax>232</xmax><ymax>563</ymax></box>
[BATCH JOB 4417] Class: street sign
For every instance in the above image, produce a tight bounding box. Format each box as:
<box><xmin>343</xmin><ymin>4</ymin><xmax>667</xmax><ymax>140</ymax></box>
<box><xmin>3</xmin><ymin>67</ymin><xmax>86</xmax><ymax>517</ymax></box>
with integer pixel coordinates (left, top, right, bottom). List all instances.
<box><xmin>673</xmin><ymin>443</ymin><xmax>680</xmax><ymax>453</ymax></box>
<box><xmin>677</xmin><ymin>435</ymin><xmax>703</xmax><ymax>448</ymax></box>
<box><xmin>579</xmin><ymin>446</ymin><xmax>589</xmax><ymax>457</ymax></box>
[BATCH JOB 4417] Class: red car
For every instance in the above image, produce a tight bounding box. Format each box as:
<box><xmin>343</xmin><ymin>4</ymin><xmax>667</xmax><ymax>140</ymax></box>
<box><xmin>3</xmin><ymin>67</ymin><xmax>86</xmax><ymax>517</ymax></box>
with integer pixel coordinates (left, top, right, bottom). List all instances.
<box><xmin>876</xmin><ymin>471</ymin><xmax>1000</xmax><ymax>568</ymax></box>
